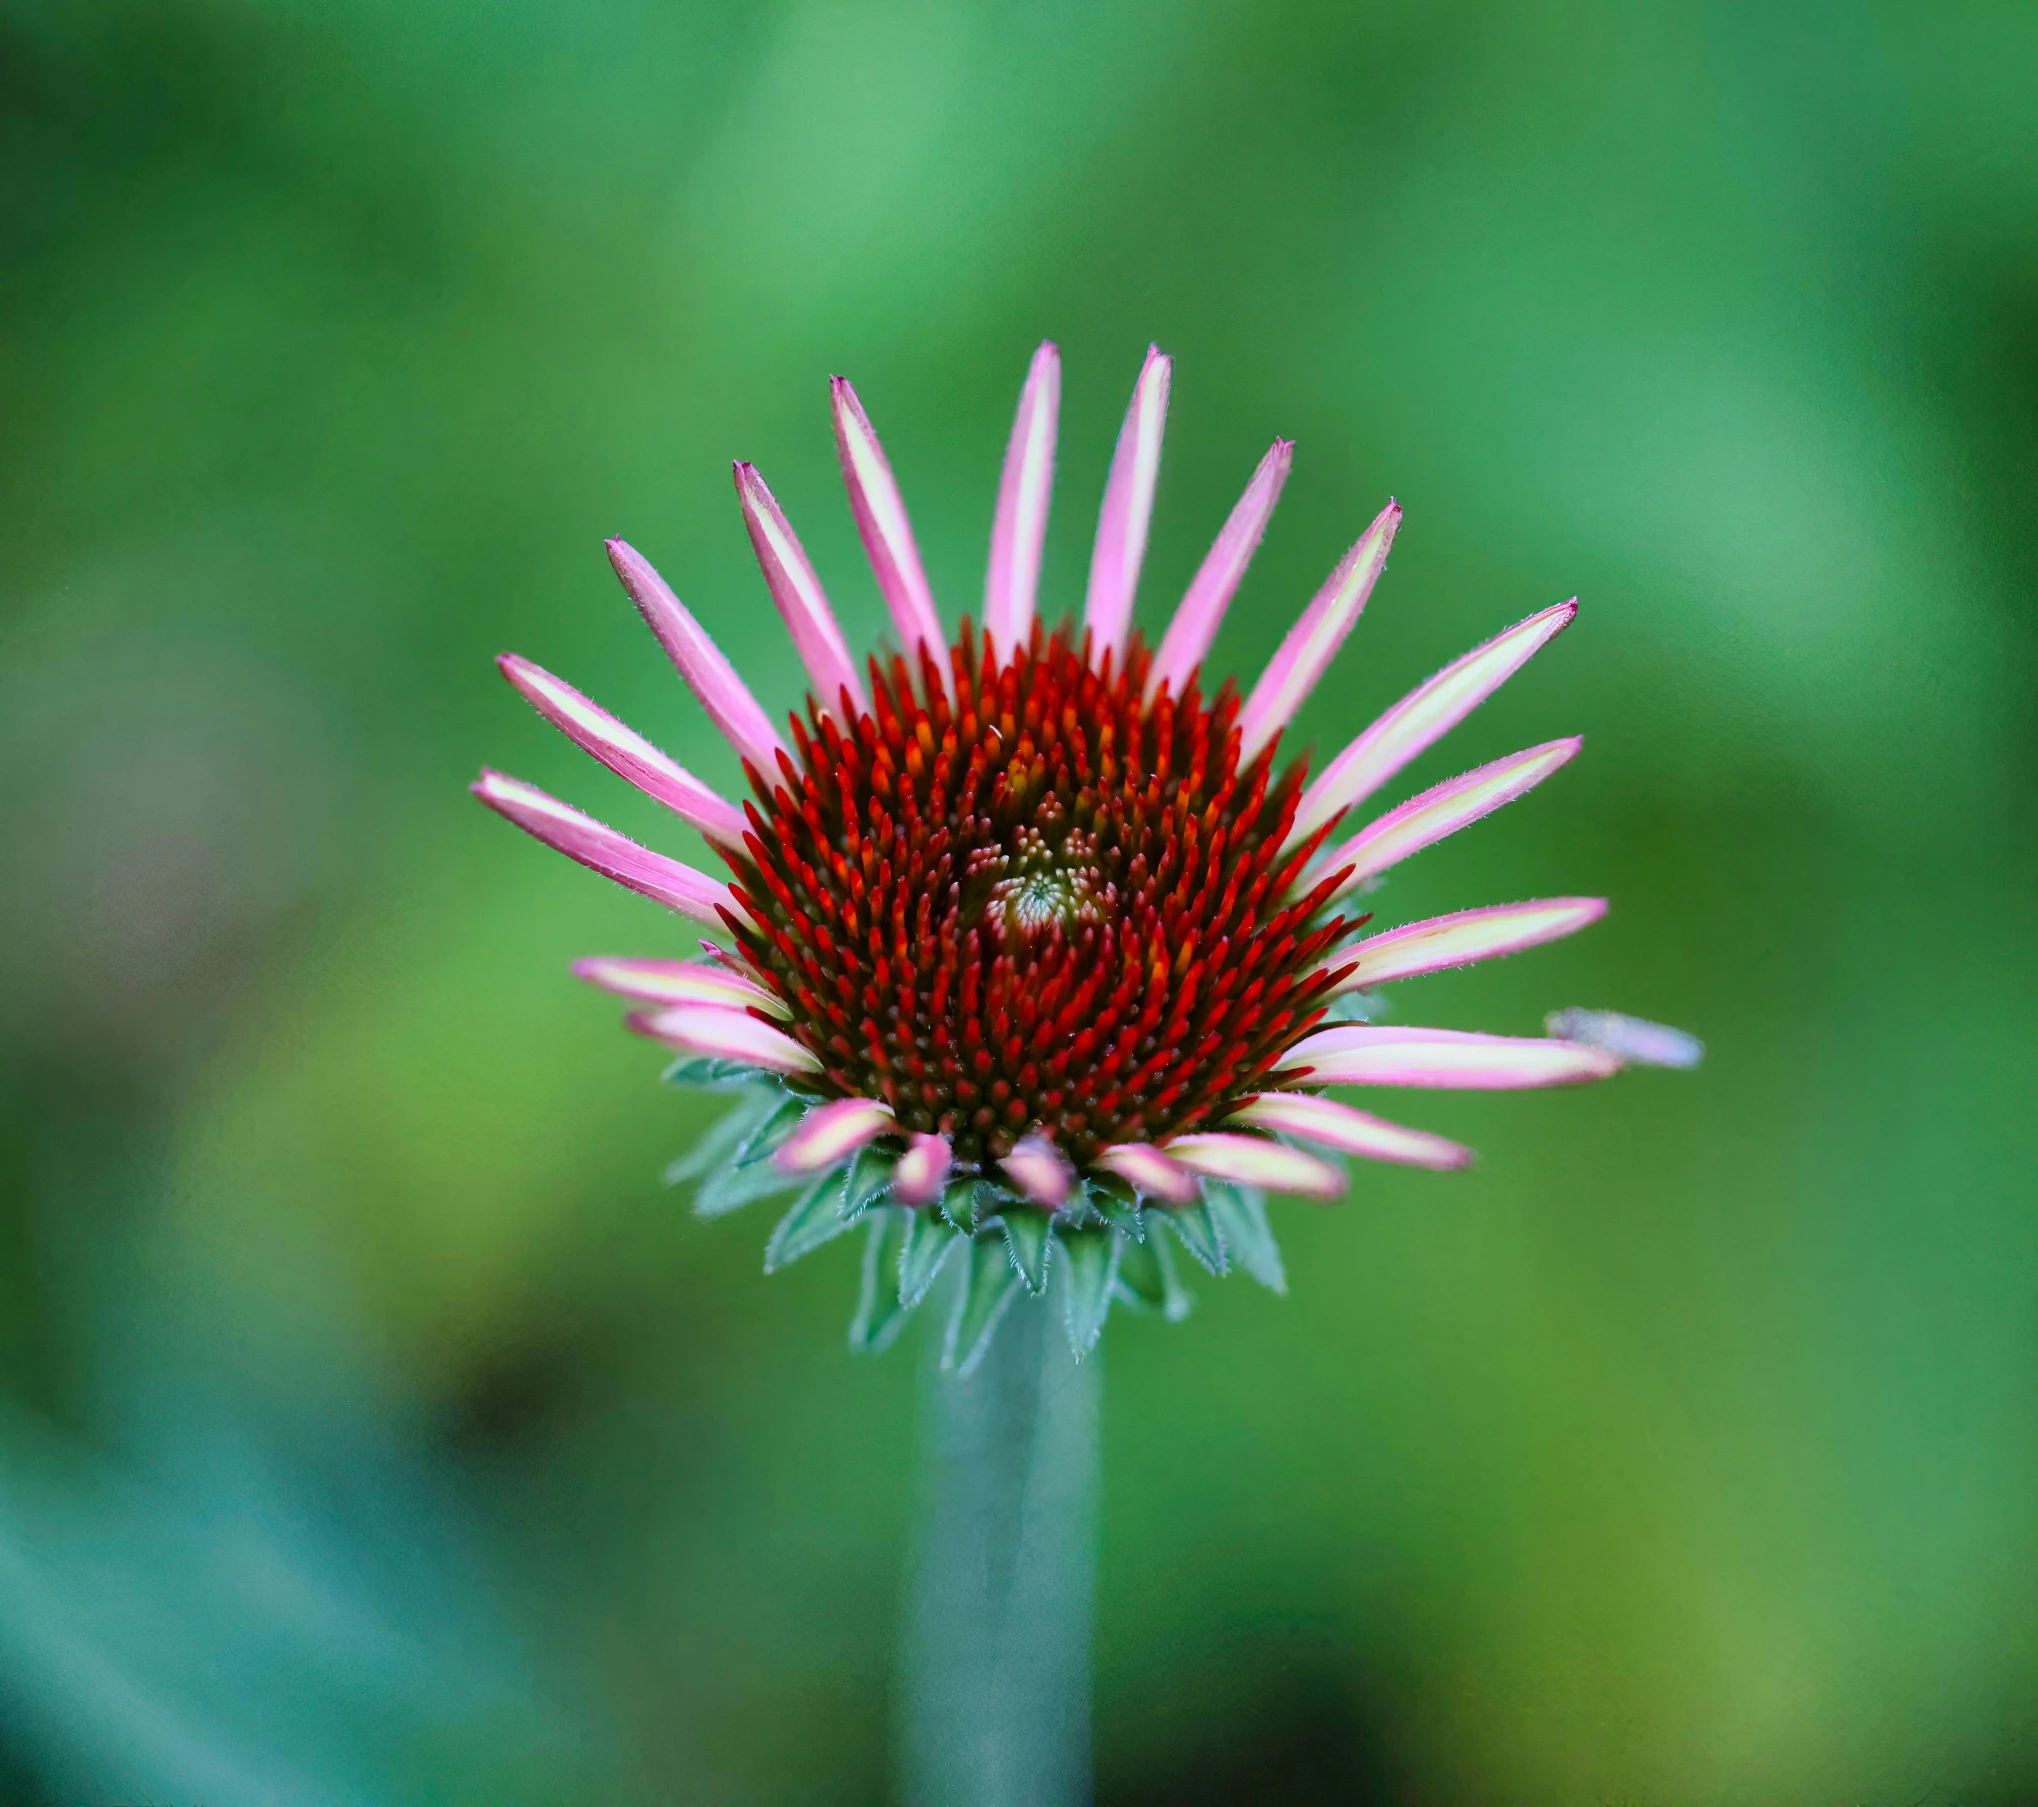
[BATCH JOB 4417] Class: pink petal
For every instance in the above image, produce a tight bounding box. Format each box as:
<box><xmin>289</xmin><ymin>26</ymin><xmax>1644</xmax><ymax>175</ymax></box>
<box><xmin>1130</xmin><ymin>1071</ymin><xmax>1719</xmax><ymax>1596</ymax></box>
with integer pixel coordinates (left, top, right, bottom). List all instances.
<box><xmin>832</xmin><ymin>376</ymin><xmax>944</xmax><ymax>661</ymax></box>
<box><xmin>1322</xmin><ymin>898</ymin><xmax>1607</xmax><ymax>994</ymax></box>
<box><xmin>497</xmin><ymin>655</ymin><xmax>748</xmax><ymax>849</ymax></box>
<box><xmin>1545</xmin><ymin>1009</ymin><xmax>1704</xmax><ymax>1069</ymax></box>
<box><xmin>1226</xmin><ymin>1093</ymin><xmax>1473</xmax><ymax>1172</ymax></box>
<box><xmin>1094</xmin><ymin>1141</ymin><xmax>1200</xmax><ymax>1205</ymax></box>
<box><xmin>774</xmin><ymin>1096</ymin><xmax>896</xmax><ymax>1173</ymax></box>
<box><xmin>473</xmin><ymin>770</ymin><xmax>738</xmax><ymax>926</ymax></box>
<box><xmin>627</xmin><ymin>1003</ymin><xmax>821</xmax><ymax>1076</ymax></box>
<box><xmin>1237</xmin><ymin>500</ymin><xmax>1400</xmax><ymax>763</ymax></box>
<box><xmin>572</xmin><ymin>955</ymin><xmax>788</xmax><ymax>1017</ymax></box>
<box><xmin>606</xmin><ymin>539</ymin><xmax>786</xmax><ymax>773</ymax></box>
<box><xmin>733</xmin><ymin>462</ymin><xmax>868</xmax><ymax>720</ymax></box>
<box><xmin>1164</xmin><ymin>1132</ymin><xmax>1347</xmax><ymax>1199</ymax></box>
<box><xmin>983</xmin><ymin>342</ymin><xmax>1060</xmax><ymax>656</ymax></box>
<box><xmin>1083</xmin><ymin>344</ymin><xmax>1172</xmax><ymax>667</ymax></box>
<box><xmin>893</xmin><ymin>1132</ymin><xmax>954</xmax><ymax>1206</ymax></box>
<box><xmin>1291</xmin><ymin>601</ymin><xmax>1578</xmax><ymax>846</ymax></box>
<box><xmin>1000</xmin><ymin>1133</ymin><xmax>1074</xmax><ymax>1208</ymax></box>
<box><xmin>1146</xmin><ymin>439</ymin><xmax>1292</xmax><ymax>702</ymax></box>
<box><xmin>1282</xmin><ymin>1025</ymin><xmax>1620</xmax><ymax>1089</ymax></box>
<box><xmin>1318</xmin><ymin>738</ymin><xmax>1580</xmax><ymax>901</ymax></box>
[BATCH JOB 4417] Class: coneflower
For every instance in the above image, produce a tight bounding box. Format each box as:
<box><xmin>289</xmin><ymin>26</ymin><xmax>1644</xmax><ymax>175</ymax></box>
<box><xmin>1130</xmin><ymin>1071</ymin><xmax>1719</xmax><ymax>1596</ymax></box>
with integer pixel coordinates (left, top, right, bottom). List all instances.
<box><xmin>476</xmin><ymin>343</ymin><xmax>1695</xmax><ymax>1372</ymax></box>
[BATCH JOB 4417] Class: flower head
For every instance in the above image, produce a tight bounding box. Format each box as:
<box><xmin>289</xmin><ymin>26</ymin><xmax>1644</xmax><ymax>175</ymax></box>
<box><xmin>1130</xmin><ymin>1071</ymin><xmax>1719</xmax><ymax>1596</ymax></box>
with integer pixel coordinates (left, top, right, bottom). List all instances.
<box><xmin>478</xmin><ymin>344</ymin><xmax>1693</xmax><ymax>1370</ymax></box>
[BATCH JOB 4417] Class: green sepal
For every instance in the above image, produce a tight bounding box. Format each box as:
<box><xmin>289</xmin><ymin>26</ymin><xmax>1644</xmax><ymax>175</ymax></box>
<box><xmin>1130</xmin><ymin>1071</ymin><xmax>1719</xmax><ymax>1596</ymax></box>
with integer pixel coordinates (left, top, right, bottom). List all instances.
<box><xmin>1000</xmin><ymin>1208</ymin><xmax>1054</xmax><ymax>1295</ymax></box>
<box><xmin>1112</xmin><ymin>1221</ymin><xmax>1196</xmax><ymax>1320</ymax></box>
<box><xmin>1113</xmin><ymin>1230</ymin><xmax>1165</xmax><ymax>1312</ymax></box>
<box><xmin>1147</xmin><ymin>1220</ymin><xmax>1196</xmax><ymax>1321</ymax></box>
<box><xmin>763</xmin><ymin>1172</ymin><xmax>855</xmax><ymax>1273</ymax></box>
<box><xmin>1086</xmin><ymin>1170</ymin><xmax>1138</xmax><ymax>1213</ymax></box>
<box><xmin>899</xmin><ymin>1209</ymin><xmax>961</xmax><ymax>1308</ymax></box>
<box><xmin>1085</xmin><ymin>1177</ymin><xmax>1145</xmax><ymax>1243</ymax></box>
<box><xmin>938</xmin><ymin>1175</ymin><xmax>986</xmax><ymax>1235</ymax></box>
<box><xmin>850</xmin><ymin>1209</ymin><xmax>912</xmax><ymax>1354</ymax></box>
<box><xmin>662</xmin><ymin>1054</ymin><xmax>773</xmax><ymax>1092</ymax></box>
<box><xmin>841</xmin><ymin>1142</ymin><xmax>896</xmax><ymax>1221</ymax></box>
<box><xmin>1203</xmin><ymin>1181</ymin><xmax>1286</xmax><ymax>1294</ymax></box>
<box><xmin>1056</xmin><ymin>1188</ymin><xmax>1103</xmax><ymax>1231</ymax></box>
<box><xmin>694</xmin><ymin>1157</ymin><xmax>805</xmax><ymax>1219</ymax></box>
<box><xmin>1099</xmin><ymin>1199</ymin><xmax>1145</xmax><ymax>1244</ymax></box>
<box><xmin>692</xmin><ymin>1093</ymin><xmax>808</xmax><ymax>1218</ymax></box>
<box><xmin>1059</xmin><ymin>1226</ymin><xmax>1120</xmax><ymax>1359</ymax></box>
<box><xmin>942</xmin><ymin>1233</ymin><xmax>1022</xmax><ymax>1376</ymax></box>
<box><xmin>740</xmin><ymin>1092</ymin><xmax>808</xmax><ymax>1160</ymax></box>
<box><xmin>1155</xmin><ymin>1197</ymin><xmax>1227</xmax><ymax>1275</ymax></box>
<box><xmin>664</xmin><ymin>1084</ymin><xmax>780</xmax><ymax>1187</ymax></box>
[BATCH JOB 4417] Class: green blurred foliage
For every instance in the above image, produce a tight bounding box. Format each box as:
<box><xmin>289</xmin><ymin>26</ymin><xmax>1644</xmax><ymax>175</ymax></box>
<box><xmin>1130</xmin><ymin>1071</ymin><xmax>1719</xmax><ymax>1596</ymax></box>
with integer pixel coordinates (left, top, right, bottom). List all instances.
<box><xmin>3</xmin><ymin>0</ymin><xmax>2037</xmax><ymax>1800</ymax></box>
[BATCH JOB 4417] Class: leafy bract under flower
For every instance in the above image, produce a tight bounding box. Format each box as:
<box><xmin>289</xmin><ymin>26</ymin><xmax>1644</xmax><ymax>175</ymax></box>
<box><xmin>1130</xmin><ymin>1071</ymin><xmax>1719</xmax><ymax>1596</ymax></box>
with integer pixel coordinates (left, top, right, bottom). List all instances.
<box><xmin>478</xmin><ymin>342</ymin><xmax>1697</xmax><ymax>1364</ymax></box>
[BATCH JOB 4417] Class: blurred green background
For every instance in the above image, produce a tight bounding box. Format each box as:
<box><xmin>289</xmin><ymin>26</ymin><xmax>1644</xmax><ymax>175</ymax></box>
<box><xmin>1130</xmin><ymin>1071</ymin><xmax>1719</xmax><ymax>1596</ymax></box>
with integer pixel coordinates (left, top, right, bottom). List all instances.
<box><xmin>3</xmin><ymin>0</ymin><xmax>2037</xmax><ymax>1800</ymax></box>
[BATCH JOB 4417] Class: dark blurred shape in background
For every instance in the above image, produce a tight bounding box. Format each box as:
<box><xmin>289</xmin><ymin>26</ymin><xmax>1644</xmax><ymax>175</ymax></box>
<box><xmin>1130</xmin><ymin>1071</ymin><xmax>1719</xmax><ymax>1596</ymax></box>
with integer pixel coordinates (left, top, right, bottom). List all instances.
<box><xmin>2</xmin><ymin>1</ymin><xmax>2036</xmax><ymax>1801</ymax></box>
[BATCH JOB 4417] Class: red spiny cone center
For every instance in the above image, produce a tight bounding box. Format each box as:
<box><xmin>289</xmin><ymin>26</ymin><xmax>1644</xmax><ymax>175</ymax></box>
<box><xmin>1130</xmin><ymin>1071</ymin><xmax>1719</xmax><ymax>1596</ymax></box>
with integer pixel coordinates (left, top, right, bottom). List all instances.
<box><xmin>720</xmin><ymin>619</ymin><xmax>1356</xmax><ymax>1170</ymax></box>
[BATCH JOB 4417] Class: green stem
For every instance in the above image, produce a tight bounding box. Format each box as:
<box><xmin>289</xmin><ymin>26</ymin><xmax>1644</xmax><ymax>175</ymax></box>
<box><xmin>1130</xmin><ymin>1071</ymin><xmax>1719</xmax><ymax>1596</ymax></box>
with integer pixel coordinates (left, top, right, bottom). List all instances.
<box><xmin>898</xmin><ymin>1278</ymin><xmax>1099</xmax><ymax>1807</ymax></box>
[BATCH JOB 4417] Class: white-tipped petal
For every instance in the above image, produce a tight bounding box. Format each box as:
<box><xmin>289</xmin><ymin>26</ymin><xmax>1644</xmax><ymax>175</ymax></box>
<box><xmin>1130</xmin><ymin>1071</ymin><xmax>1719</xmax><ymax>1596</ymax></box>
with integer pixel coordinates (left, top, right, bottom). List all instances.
<box><xmin>774</xmin><ymin>1096</ymin><xmax>896</xmax><ymax>1173</ymax></box>
<box><xmin>497</xmin><ymin>654</ymin><xmax>748</xmax><ymax>849</ymax></box>
<box><xmin>1094</xmin><ymin>1141</ymin><xmax>1200</xmax><ymax>1205</ymax></box>
<box><xmin>1323</xmin><ymin>898</ymin><xmax>1607</xmax><ymax>995</ymax></box>
<box><xmin>1283</xmin><ymin>1025</ymin><xmax>1619</xmax><ymax>1090</ymax></box>
<box><xmin>473</xmin><ymin>771</ymin><xmax>737</xmax><ymax>926</ymax></box>
<box><xmin>893</xmin><ymin>1133</ymin><xmax>954</xmax><ymax>1207</ymax></box>
<box><xmin>606</xmin><ymin>539</ymin><xmax>786</xmax><ymax>773</ymax></box>
<box><xmin>1147</xmin><ymin>438</ymin><xmax>1292</xmax><ymax>702</ymax></box>
<box><xmin>1291</xmin><ymin>601</ymin><xmax>1578</xmax><ymax>846</ymax></box>
<box><xmin>1319</xmin><ymin>739</ymin><xmax>1580</xmax><ymax>900</ymax></box>
<box><xmin>1000</xmin><ymin>1134</ymin><xmax>1074</xmax><ymax>1208</ymax></box>
<box><xmin>572</xmin><ymin>955</ymin><xmax>788</xmax><ymax>1017</ymax></box>
<box><xmin>832</xmin><ymin>376</ymin><xmax>944</xmax><ymax>661</ymax></box>
<box><xmin>1237</xmin><ymin>500</ymin><xmax>1400</xmax><ymax>763</ymax></box>
<box><xmin>1545</xmin><ymin>1009</ymin><xmax>1704</xmax><ymax>1070</ymax></box>
<box><xmin>1083</xmin><ymin>344</ymin><xmax>1171</xmax><ymax>667</ymax></box>
<box><xmin>629</xmin><ymin>1004</ymin><xmax>821</xmax><ymax>1076</ymax></box>
<box><xmin>1164</xmin><ymin>1132</ymin><xmax>1347</xmax><ymax>1199</ymax></box>
<box><xmin>1227</xmin><ymin>1093</ymin><xmax>1474</xmax><ymax>1171</ymax></box>
<box><xmin>734</xmin><ymin>462</ymin><xmax>868</xmax><ymax>719</ymax></box>
<box><xmin>984</xmin><ymin>342</ymin><xmax>1060</xmax><ymax>655</ymax></box>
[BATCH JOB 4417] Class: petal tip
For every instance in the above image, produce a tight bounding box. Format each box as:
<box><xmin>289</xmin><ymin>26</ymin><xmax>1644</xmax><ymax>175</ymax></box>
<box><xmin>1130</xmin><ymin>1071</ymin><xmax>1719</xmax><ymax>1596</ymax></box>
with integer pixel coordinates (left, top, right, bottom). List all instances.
<box><xmin>1546</xmin><ymin>1009</ymin><xmax>1704</xmax><ymax>1070</ymax></box>
<box><xmin>893</xmin><ymin>1132</ymin><xmax>954</xmax><ymax>1206</ymax></box>
<box><xmin>1165</xmin><ymin>1130</ymin><xmax>1346</xmax><ymax>1199</ymax></box>
<box><xmin>1095</xmin><ymin>1141</ymin><xmax>1199</xmax><ymax>1205</ymax></box>
<box><xmin>1002</xmin><ymin>1133</ymin><xmax>1075</xmax><ymax>1207</ymax></box>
